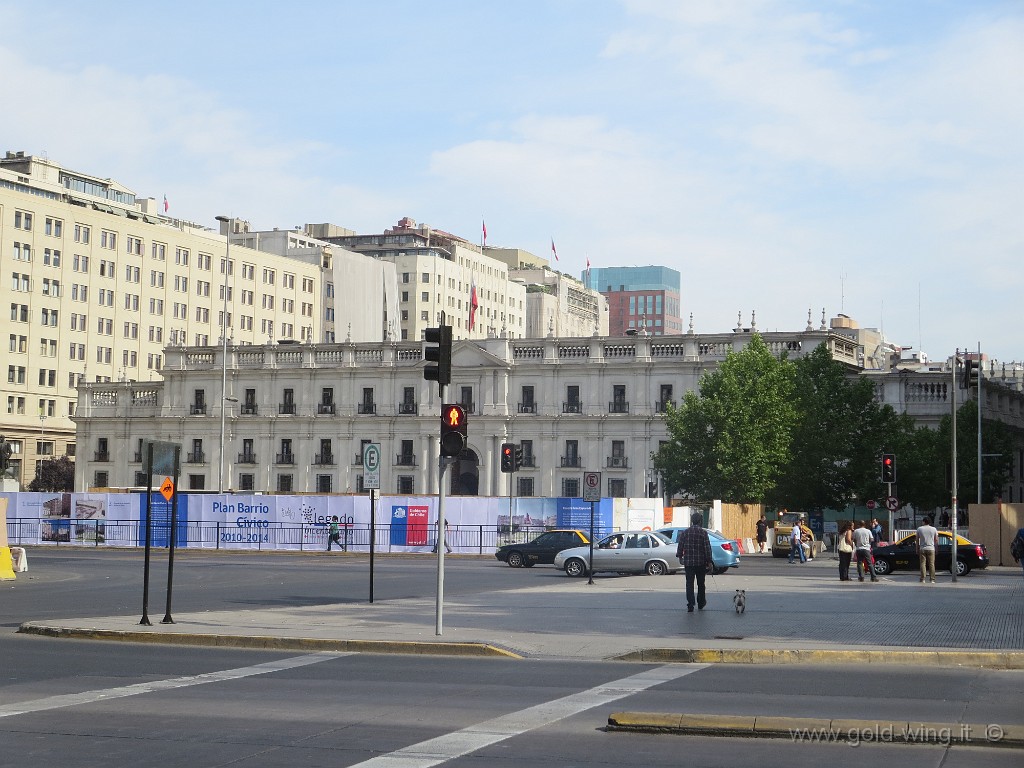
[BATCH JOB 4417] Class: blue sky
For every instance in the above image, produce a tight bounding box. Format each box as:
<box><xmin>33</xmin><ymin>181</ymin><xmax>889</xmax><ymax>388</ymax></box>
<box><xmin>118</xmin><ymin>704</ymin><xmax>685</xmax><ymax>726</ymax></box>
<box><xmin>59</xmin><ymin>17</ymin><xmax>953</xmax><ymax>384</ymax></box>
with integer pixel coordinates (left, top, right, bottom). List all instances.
<box><xmin>2</xmin><ymin>1</ymin><xmax>1021</xmax><ymax>362</ymax></box>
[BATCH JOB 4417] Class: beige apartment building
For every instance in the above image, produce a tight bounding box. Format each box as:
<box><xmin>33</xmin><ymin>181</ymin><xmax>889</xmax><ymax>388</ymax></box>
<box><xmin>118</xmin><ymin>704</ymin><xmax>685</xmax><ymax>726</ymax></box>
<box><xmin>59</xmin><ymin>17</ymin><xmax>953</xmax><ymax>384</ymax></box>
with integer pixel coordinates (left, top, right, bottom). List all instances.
<box><xmin>0</xmin><ymin>151</ymin><xmax>324</xmax><ymax>489</ymax></box>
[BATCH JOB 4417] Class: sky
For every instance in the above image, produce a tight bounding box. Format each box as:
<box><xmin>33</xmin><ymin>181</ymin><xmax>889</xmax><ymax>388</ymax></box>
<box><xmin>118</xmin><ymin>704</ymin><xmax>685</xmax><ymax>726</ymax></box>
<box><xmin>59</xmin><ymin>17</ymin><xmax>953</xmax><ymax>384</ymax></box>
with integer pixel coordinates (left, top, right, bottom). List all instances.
<box><xmin>2</xmin><ymin>0</ymin><xmax>1021</xmax><ymax>363</ymax></box>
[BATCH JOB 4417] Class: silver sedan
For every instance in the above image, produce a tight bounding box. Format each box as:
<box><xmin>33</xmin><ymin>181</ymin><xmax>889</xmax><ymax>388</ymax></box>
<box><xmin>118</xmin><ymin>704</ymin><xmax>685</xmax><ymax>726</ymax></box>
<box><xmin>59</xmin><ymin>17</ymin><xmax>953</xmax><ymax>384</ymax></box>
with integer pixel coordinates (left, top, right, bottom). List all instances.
<box><xmin>553</xmin><ymin>531</ymin><xmax>679</xmax><ymax>577</ymax></box>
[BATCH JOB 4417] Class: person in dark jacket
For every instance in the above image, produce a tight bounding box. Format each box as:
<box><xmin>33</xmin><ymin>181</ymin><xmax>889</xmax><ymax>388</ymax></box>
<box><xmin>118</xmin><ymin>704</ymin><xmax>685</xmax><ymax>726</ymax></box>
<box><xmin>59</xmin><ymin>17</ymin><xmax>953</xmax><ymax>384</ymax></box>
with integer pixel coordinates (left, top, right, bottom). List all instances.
<box><xmin>676</xmin><ymin>512</ymin><xmax>714</xmax><ymax>613</ymax></box>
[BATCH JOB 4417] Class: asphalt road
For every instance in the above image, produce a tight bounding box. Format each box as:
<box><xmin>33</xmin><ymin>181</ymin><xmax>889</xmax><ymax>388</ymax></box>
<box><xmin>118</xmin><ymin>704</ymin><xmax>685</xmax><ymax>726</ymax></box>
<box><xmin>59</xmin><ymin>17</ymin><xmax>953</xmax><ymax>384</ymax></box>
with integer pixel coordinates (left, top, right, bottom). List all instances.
<box><xmin>1</xmin><ymin>549</ymin><xmax>538</xmax><ymax>627</ymax></box>
<box><xmin>3</xmin><ymin>550</ymin><xmax>1023</xmax><ymax>767</ymax></box>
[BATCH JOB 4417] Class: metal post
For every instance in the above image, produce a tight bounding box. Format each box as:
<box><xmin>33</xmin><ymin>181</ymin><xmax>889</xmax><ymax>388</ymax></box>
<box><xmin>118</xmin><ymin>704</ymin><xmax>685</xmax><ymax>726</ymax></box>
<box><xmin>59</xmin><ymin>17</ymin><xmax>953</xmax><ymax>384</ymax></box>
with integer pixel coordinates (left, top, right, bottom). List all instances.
<box><xmin>951</xmin><ymin>350</ymin><xmax>959</xmax><ymax>583</ymax></box>
<box><xmin>369</xmin><ymin>489</ymin><xmax>376</xmax><ymax>603</ymax></box>
<box><xmin>436</xmin><ymin>454</ymin><xmax>448</xmax><ymax>635</ymax></box>
<box><xmin>977</xmin><ymin>341</ymin><xmax>982</xmax><ymax>506</ymax></box>
<box><xmin>587</xmin><ymin>501</ymin><xmax>595</xmax><ymax>585</ymax></box>
<box><xmin>162</xmin><ymin>446</ymin><xmax>181</xmax><ymax>624</ymax></box>
<box><xmin>215</xmin><ymin>216</ymin><xmax>231</xmax><ymax>494</ymax></box>
<box><xmin>435</xmin><ymin>390</ymin><xmax>448</xmax><ymax>636</ymax></box>
<box><xmin>140</xmin><ymin>442</ymin><xmax>154</xmax><ymax>625</ymax></box>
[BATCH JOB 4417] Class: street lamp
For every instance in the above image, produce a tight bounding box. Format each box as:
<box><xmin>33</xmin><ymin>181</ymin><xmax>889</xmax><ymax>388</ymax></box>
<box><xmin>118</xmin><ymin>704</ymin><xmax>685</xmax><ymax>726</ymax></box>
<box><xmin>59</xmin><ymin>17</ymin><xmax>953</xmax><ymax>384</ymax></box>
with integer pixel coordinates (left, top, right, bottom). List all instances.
<box><xmin>215</xmin><ymin>216</ymin><xmax>232</xmax><ymax>494</ymax></box>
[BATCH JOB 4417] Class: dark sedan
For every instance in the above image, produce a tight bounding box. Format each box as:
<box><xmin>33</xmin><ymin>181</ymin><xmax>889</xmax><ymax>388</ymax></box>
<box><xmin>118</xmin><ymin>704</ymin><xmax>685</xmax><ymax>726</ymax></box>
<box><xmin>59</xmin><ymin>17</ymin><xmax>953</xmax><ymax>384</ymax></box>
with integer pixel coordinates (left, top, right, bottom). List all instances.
<box><xmin>495</xmin><ymin>529</ymin><xmax>590</xmax><ymax>567</ymax></box>
<box><xmin>872</xmin><ymin>531</ymin><xmax>989</xmax><ymax>577</ymax></box>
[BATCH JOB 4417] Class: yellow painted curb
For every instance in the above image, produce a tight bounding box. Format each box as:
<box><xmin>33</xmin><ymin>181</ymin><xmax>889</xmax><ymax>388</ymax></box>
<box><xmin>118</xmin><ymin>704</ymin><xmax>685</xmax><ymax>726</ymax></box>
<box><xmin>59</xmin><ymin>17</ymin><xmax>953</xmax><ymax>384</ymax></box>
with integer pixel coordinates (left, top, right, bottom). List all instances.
<box><xmin>611</xmin><ymin>647</ymin><xmax>1024</xmax><ymax>669</ymax></box>
<box><xmin>17</xmin><ymin>624</ymin><xmax>522</xmax><ymax>658</ymax></box>
<box><xmin>607</xmin><ymin>713</ymin><xmax>1024</xmax><ymax>748</ymax></box>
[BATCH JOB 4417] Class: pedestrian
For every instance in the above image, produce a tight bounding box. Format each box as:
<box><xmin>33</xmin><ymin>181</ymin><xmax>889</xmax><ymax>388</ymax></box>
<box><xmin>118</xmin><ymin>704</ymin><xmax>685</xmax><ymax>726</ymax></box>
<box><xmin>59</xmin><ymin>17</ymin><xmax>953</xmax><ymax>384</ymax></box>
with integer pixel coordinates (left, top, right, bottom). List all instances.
<box><xmin>755</xmin><ymin>515</ymin><xmax>768</xmax><ymax>554</ymax></box>
<box><xmin>1012</xmin><ymin>525</ymin><xmax>1024</xmax><ymax>580</ymax></box>
<box><xmin>326</xmin><ymin>516</ymin><xmax>342</xmax><ymax>551</ymax></box>
<box><xmin>800</xmin><ymin>516</ymin><xmax>815</xmax><ymax>560</ymax></box>
<box><xmin>870</xmin><ymin>518</ymin><xmax>883</xmax><ymax>546</ymax></box>
<box><xmin>676</xmin><ymin>511</ymin><xmax>714</xmax><ymax>613</ymax></box>
<box><xmin>432</xmin><ymin>519</ymin><xmax>453</xmax><ymax>554</ymax></box>
<box><xmin>837</xmin><ymin>521</ymin><xmax>854</xmax><ymax>581</ymax></box>
<box><xmin>788</xmin><ymin>521</ymin><xmax>807</xmax><ymax>564</ymax></box>
<box><xmin>853</xmin><ymin>520</ymin><xmax>878</xmax><ymax>582</ymax></box>
<box><xmin>916</xmin><ymin>514</ymin><xmax>938</xmax><ymax>583</ymax></box>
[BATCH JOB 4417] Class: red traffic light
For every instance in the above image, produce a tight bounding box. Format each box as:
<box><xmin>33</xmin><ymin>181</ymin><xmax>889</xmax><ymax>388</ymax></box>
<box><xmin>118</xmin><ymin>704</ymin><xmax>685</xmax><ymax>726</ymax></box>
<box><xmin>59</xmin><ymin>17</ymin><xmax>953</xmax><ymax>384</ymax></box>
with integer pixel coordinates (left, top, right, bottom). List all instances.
<box><xmin>500</xmin><ymin>442</ymin><xmax>515</xmax><ymax>473</ymax></box>
<box><xmin>444</xmin><ymin>405</ymin><xmax>465</xmax><ymax>428</ymax></box>
<box><xmin>881</xmin><ymin>453</ymin><xmax>896</xmax><ymax>483</ymax></box>
<box><xmin>440</xmin><ymin>404</ymin><xmax>468</xmax><ymax>457</ymax></box>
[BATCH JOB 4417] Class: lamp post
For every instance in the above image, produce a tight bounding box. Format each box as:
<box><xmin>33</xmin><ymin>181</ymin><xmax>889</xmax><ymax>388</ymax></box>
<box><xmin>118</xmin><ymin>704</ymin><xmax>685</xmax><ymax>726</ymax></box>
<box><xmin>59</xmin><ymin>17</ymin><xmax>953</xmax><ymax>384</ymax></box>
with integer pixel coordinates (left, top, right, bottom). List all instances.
<box><xmin>215</xmin><ymin>216</ymin><xmax>231</xmax><ymax>494</ymax></box>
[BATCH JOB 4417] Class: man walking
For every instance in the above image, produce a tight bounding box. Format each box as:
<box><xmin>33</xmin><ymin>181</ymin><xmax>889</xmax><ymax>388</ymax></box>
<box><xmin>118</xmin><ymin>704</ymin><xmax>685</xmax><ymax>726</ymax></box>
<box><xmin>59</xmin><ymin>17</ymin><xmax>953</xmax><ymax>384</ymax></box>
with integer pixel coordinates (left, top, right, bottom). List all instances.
<box><xmin>788</xmin><ymin>522</ymin><xmax>807</xmax><ymax>564</ymax></box>
<box><xmin>676</xmin><ymin>512</ymin><xmax>714</xmax><ymax>613</ymax></box>
<box><xmin>326</xmin><ymin>516</ymin><xmax>343</xmax><ymax>551</ymax></box>
<box><xmin>853</xmin><ymin>520</ymin><xmax>878</xmax><ymax>582</ymax></box>
<box><xmin>755</xmin><ymin>515</ymin><xmax>768</xmax><ymax>554</ymax></box>
<box><xmin>916</xmin><ymin>514</ymin><xmax>938</xmax><ymax>583</ymax></box>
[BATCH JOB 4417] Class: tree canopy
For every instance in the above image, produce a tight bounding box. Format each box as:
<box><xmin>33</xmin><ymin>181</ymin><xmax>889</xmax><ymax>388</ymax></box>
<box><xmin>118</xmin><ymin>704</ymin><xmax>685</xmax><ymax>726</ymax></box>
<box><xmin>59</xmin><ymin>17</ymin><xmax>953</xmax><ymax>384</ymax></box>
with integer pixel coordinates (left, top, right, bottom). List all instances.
<box><xmin>652</xmin><ymin>336</ymin><xmax>1011</xmax><ymax>513</ymax></box>
<box><xmin>28</xmin><ymin>455</ymin><xmax>75</xmax><ymax>492</ymax></box>
<box><xmin>654</xmin><ymin>334</ymin><xmax>795</xmax><ymax>503</ymax></box>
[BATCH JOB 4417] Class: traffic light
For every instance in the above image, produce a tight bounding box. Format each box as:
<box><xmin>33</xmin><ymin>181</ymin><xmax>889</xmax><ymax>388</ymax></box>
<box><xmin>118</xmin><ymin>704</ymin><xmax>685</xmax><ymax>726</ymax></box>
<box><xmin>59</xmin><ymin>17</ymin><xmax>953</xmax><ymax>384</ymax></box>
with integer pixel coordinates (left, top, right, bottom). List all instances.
<box><xmin>500</xmin><ymin>442</ymin><xmax>515</xmax><ymax>473</ymax></box>
<box><xmin>514</xmin><ymin>444</ymin><xmax>524</xmax><ymax>471</ymax></box>
<box><xmin>423</xmin><ymin>319</ymin><xmax>453</xmax><ymax>390</ymax></box>
<box><xmin>961</xmin><ymin>358</ymin><xmax>979</xmax><ymax>389</ymax></box>
<box><xmin>881</xmin><ymin>454</ymin><xmax>896</xmax><ymax>483</ymax></box>
<box><xmin>439</xmin><ymin>404</ymin><xmax>467</xmax><ymax>458</ymax></box>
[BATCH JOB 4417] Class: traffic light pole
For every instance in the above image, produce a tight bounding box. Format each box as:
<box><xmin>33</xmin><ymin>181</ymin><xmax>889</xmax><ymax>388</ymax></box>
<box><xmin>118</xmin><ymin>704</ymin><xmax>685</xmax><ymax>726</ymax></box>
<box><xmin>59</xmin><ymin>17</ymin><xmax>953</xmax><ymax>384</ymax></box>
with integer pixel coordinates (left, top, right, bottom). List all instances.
<box><xmin>977</xmin><ymin>341</ymin><xmax>982</xmax><ymax>506</ymax></box>
<box><xmin>951</xmin><ymin>351</ymin><xmax>959</xmax><ymax>583</ymax></box>
<box><xmin>436</xmin><ymin>450</ymin><xmax>449</xmax><ymax>635</ymax></box>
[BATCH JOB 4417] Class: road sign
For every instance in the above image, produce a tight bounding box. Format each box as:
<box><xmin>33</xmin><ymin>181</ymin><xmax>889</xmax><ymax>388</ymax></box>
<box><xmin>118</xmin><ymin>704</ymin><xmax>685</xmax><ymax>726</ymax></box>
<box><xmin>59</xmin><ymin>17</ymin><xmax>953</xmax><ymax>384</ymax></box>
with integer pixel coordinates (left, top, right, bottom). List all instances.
<box><xmin>159</xmin><ymin>477</ymin><xmax>174</xmax><ymax>502</ymax></box>
<box><xmin>866</xmin><ymin>499</ymin><xmax>877</xmax><ymax>510</ymax></box>
<box><xmin>886</xmin><ymin>496</ymin><xmax>899</xmax><ymax>511</ymax></box>
<box><xmin>583</xmin><ymin>471</ymin><xmax>601</xmax><ymax>502</ymax></box>
<box><xmin>363</xmin><ymin>443</ymin><xmax>381</xmax><ymax>490</ymax></box>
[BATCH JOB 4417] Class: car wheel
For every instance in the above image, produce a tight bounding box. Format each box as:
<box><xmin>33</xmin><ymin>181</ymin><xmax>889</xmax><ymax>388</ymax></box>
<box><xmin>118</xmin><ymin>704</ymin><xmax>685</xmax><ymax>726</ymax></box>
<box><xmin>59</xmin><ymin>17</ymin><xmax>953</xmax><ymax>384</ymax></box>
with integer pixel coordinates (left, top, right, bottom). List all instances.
<box><xmin>955</xmin><ymin>559</ymin><xmax>971</xmax><ymax>576</ymax></box>
<box><xmin>564</xmin><ymin>558</ymin><xmax>587</xmax><ymax>578</ymax></box>
<box><xmin>711</xmin><ymin>566</ymin><xmax>726</xmax><ymax>575</ymax></box>
<box><xmin>506</xmin><ymin>551</ymin><xmax>524</xmax><ymax>568</ymax></box>
<box><xmin>872</xmin><ymin>558</ymin><xmax>892</xmax><ymax>576</ymax></box>
<box><xmin>645</xmin><ymin>560</ymin><xmax>667</xmax><ymax>576</ymax></box>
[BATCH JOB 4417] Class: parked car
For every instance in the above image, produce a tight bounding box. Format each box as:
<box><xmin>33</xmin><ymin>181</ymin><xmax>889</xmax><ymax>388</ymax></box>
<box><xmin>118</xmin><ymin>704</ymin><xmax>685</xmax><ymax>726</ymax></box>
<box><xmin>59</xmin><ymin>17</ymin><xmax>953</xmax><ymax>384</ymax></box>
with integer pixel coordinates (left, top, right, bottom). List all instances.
<box><xmin>655</xmin><ymin>527</ymin><xmax>741</xmax><ymax>574</ymax></box>
<box><xmin>553</xmin><ymin>530</ymin><xmax>679</xmax><ymax>577</ymax></box>
<box><xmin>495</xmin><ymin>529</ymin><xmax>589</xmax><ymax>568</ymax></box>
<box><xmin>872</xmin><ymin>531</ymin><xmax>989</xmax><ymax>577</ymax></box>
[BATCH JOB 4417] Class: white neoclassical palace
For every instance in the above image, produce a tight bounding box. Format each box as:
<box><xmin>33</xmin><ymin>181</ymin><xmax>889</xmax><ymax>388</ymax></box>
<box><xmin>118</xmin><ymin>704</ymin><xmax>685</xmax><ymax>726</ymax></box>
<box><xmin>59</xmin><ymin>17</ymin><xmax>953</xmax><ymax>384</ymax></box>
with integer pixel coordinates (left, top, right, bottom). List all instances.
<box><xmin>72</xmin><ymin>324</ymin><xmax>861</xmax><ymax>498</ymax></box>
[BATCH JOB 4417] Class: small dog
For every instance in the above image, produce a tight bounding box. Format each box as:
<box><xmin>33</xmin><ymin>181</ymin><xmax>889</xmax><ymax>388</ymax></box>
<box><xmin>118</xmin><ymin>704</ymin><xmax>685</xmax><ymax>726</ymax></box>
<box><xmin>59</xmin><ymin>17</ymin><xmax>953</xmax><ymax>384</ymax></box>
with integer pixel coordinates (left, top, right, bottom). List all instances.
<box><xmin>733</xmin><ymin>589</ymin><xmax>746</xmax><ymax>614</ymax></box>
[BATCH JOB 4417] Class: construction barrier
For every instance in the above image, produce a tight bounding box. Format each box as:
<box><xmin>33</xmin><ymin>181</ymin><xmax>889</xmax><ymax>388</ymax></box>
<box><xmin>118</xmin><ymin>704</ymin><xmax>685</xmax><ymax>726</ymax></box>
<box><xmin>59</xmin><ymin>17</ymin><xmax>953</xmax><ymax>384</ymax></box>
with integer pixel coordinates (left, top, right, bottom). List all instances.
<box><xmin>11</xmin><ymin>546</ymin><xmax>27</xmax><ymax>572</ymax></box>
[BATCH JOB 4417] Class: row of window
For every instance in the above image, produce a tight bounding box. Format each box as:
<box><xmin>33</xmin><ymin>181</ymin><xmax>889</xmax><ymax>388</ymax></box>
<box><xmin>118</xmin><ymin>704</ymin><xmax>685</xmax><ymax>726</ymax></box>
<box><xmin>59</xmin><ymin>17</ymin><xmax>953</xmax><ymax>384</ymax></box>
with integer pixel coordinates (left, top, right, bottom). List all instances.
<box><xmin>4</xmin><ymin>398</ymin><xmax>57</xmax><ymax>416</ymax></box>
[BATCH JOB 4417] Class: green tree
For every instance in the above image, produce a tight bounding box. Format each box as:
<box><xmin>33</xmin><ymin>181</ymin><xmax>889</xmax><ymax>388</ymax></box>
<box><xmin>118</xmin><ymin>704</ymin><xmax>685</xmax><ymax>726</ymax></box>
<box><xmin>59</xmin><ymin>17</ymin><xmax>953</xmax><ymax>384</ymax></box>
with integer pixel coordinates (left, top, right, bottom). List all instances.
<box><xmin>28</xmin><ymin>455</ymin><xmax>75</xmax><ymax>492</ymax></box>
<box><xmin>767</xmin><ymin>344</ymin><xmax>911</xmax><ymax>513</ymax></box>
<box><xmin>932</xmin><ymin>399</ymin><xmax>1016</xmax><ymax>505</ymax></box>
<box><xmin>889</xmin><ymin>421</ymin><xmax>947</xmax><ymax>512</ymax></box>
<box><xmin>654</xmin><ymin>334</ymin><xmax>796</xmax><ymax>502</ymax></box>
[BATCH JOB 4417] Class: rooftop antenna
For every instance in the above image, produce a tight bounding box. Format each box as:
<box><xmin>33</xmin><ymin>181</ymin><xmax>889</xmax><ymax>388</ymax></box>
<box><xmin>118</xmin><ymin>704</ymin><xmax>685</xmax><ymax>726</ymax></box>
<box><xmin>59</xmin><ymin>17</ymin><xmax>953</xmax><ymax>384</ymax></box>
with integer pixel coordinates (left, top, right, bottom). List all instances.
<box><xmin>921</xmin><ymin>282</ymin><xmax>929</xmax><ymax>354</ymax></box>
<box><xmin>840</xmin><ymin>271</ymin><xmax>847</xmax><ymax>313</ymax></box>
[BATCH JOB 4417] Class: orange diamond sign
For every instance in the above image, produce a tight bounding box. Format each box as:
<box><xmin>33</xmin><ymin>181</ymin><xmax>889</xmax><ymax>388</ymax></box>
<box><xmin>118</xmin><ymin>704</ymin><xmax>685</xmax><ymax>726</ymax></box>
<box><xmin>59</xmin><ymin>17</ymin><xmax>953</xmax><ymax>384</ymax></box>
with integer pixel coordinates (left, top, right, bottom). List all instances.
<box><xmin>159</xmin><ymin>477</ymin><xmax>175</xmax><ymax>502</ymax></box>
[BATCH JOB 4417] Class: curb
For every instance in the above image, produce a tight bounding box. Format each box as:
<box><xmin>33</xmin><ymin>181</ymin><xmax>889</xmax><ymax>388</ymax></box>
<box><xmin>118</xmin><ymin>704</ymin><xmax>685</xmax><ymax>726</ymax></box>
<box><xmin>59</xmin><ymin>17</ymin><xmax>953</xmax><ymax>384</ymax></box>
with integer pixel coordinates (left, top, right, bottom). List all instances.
<box><xmin>612</xmin><ymin>647</ymin><xmax>1024</xmax><ymax>669</ymax></box>
<box><xmin>17</xmin><ymin>623</ymin><xmax>522</xmax><ymax>659</ymax></box>
<box><xmin>607</xmin><ymin>712</ymin><xmax>1024</xmax><ymax>749</ymax></box>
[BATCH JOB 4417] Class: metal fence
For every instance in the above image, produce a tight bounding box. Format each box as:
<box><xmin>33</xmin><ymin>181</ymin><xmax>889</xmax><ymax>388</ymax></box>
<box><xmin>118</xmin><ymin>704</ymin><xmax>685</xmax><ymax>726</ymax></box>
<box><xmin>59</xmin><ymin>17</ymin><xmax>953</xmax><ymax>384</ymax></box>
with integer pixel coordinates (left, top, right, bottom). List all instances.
<box><xmin>5</xmin><ymin>519</ymin><xmax>562</xmax><ymax>554</ymax></box>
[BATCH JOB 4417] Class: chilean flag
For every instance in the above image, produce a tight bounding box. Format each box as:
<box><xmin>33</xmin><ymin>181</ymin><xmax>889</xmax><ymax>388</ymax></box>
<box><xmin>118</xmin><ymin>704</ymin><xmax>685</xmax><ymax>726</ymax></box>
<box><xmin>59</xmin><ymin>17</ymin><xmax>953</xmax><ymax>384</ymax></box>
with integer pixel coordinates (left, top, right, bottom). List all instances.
<box><xmin>470</xmin><ymin>282</ymin><xmax>479</xmax><ymax>330</ymax></box>
<box><xmin>551</xmin><ymin>238</ymin><xmax>559</xmax><ymax>261</ymax></box>
<box><xmin>482</xmin><ymin>219</ymin><xmax>487</xmax><ymax>246</ymax></box>
<box><xmin>163</xmin><ymin>194</ymin><xmax>169</xmax><ymax>213</ymax></box>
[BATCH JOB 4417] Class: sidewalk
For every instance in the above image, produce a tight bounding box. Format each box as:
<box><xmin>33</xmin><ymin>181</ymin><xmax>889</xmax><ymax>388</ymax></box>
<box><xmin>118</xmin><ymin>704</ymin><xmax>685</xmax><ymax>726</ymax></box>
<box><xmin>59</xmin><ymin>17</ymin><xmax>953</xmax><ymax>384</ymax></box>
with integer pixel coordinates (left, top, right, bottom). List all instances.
<box><xmin>19</xmin><ymin>556</ymin><xmax>1024</xmax><ymax>666</ymax></box>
